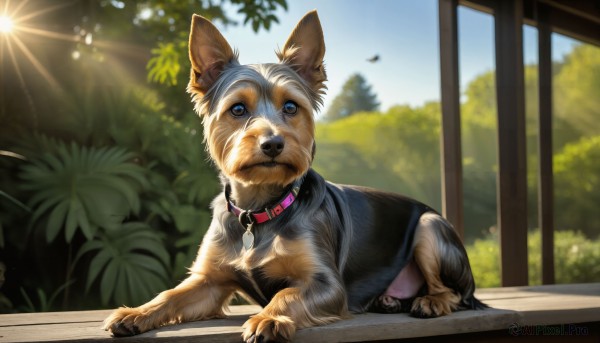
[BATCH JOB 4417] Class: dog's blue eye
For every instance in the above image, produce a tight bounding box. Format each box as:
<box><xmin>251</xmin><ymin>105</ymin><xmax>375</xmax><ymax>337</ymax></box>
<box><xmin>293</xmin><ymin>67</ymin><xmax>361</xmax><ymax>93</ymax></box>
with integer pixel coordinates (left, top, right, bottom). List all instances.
<box><xmin>282</xmin><ymin>101</ymin><xmax>298</xmax><ymax>115</ymax></box>
<box><xmin>230</xmin><ymin>103</ymin><xmax>247</xmax><ymax>117</ymax></box>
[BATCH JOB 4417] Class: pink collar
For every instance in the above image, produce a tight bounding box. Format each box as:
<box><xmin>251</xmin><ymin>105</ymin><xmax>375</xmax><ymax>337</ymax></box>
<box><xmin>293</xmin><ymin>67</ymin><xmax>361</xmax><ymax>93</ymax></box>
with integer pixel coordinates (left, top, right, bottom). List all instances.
<box><xmin>226</xmin><ymin>180</ymin><xmax>302</xmax><ymax>227</ymax></box>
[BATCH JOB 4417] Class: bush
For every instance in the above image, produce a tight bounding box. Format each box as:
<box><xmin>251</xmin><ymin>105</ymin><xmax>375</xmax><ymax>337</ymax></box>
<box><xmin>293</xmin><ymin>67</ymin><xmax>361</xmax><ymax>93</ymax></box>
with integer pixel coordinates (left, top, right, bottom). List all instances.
<box><xmin>467</xmin><ymin>229</ymin><xmax>600</xmax><ymax>288</ymax></box>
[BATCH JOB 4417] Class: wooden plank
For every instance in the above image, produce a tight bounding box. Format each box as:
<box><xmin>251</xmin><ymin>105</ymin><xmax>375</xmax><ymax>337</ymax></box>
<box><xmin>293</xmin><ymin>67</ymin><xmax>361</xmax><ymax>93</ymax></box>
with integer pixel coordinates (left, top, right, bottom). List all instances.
<box><xmin>438</xmin><ymin>0</ymin><xmax>465</xmax><ymax>239</ymax></box>
<box><xmin>0</xmin><ymin>306</ymin><xmax>259</xmax><ymax>327</ymax></box>
<box><xmin>0</xmin><ymin>308</ymin><xmax>519</xmax><ymax>343</ymax></box>
<box><xmin>0</xmin><ymin>310</ymin><xmax>112</xmax><ymax>327</ymax></box>
<box><xmin>478</xmin><ymin>284</ymin><xmax>600</xmax><ymax>325</ymax></box>
<box><xmin>542</xmin><ymin>0</ymin><xmax>600</xmax><ymax>25</ymax></box>
<box><xmin>516</xmin><ymin>0</ymin><xmax>600</xmax><ymax>47</ymax></box>
<box><xmin>459</xmin><ymin>0</ymin><xmax>494</xmax><ymax>14</ymax></box>
<box><xmin>1</xmin><ymin>284</ymin><xmax>599</xmax><ymax>342</ymax></box>
<box><xmin>494</xmin><ymin>0</ymin><xmax>529</xmax><ymax>287</ymax></box>
<box><xmin>476</xmin><ymin>283</ymin><xmax>600</xmax><ymax>299</ymax></box>
<box><xmin>537</xmin><ymin>3</ymin><xmax>556</xmax><ymax>285</ymax></box>
<box><xmin>294</xmin><ymin>308</ymin><xmax>518</xmax><ymax>342</ymax></box>
<box><xmin>521</xmin><ymin>0</ymin><xmax>600</xmax><ymax>47</ymax></box>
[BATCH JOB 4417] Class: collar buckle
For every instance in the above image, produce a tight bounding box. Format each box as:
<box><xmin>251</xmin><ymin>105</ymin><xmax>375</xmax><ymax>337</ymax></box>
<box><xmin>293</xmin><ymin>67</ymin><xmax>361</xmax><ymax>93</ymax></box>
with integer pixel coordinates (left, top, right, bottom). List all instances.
<box><xmin>238</xmin><ymin>210</ymin><xmax>255</xmax><ymax>228</ymax></box>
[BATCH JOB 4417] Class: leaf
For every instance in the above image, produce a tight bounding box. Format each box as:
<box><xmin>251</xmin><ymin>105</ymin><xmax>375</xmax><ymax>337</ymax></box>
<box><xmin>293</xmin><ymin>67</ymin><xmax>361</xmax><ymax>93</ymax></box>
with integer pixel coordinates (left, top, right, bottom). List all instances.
<box><xmin>76</xmin><ymin>203</ymin><xmax>96</xmax><ymax>241</ymax></box>
<box><xmin>47</xmin><ymin>279</ymin><xmax>76</xmax><ymax>310</ymax></box>
<box><xmin>100</xmin><ymin>259</ymin><xmax>120</xmax><ymax>305</ymax></box>
<box><xmin>46</xmin><ymin>202</ymin><xmax>68</xmax><ymax>243</ymax></box>
<box><xmin>146</xmin><ymin>43</ymin><xmax>181</xmax><ymax>86</ymax></box>
<box><xmin>20</xmin><ymin>288</ymin><xmax>36</xmax><ymax>313</ymax></box>
<box><xmin>86</xmin><ymin>249</ymin><xmax>112</xmax><ymax>292</ymax></box>
<box><xmin>73</xmin><ymin>239</ymin><xmax>104</xmax><ymax>266</ymax></box>
<box><xmin>0</xmin><ymin>190</ymin><xmax>31</xmax><ymax>212</ymax></box>
<box><xmin>126</xmin><ymin>238</ymin><xmax>170</xmax><ymax>266</ymax></box>
<box><xmin>79</xmin><ymin>222</ymin><xmax>170</xmax><ymax>306</ymax></box>
<box><xmin>20</xmin><ymin>143</ymin><xmax>148</xmax><ymax>243</ymax></box>
<box><xmin>64</xmin><ymin>198</ymin><xmax>81</xmax><ymax>243</ymax></box>
<box><xmin>36</xmin><ymin>288</ymin><xmax>48</xmax><ymax>312</ymax></box>
<box><xmin>128</xmin><ymin>254</ymin><xmax>168</xmax><ymax>276</ymax></box>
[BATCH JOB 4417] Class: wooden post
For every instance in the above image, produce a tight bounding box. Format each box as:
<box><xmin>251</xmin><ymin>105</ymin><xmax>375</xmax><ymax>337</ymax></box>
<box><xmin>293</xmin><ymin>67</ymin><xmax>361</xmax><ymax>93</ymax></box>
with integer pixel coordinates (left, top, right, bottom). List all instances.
<box><xmin>537</xmin><ymin>3</ymin><xmax>555</xmax><ymax>285</ymax></box>
<box><xmin>438</xmin><ymin>0</ymin><xmax>464</xmax><ymax>240</ymax></box>
<box><xmin>494</xmin><ymin>0</ymin><xmax>529</xmax><ymax>286</ymax></box>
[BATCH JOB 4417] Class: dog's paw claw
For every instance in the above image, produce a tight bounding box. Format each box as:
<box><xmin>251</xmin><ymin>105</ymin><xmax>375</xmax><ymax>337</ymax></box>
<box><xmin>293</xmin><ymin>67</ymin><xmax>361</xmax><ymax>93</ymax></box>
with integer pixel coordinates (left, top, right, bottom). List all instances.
<box><xmin>104</xmin><ymin>308</ymin><xmax>152</xmax><ymax>337</ymax></box>
<box><xmin>242</xmin><ymin>314</ymin><xmax>295</xmax><ymax>343</ymax></box>
<box><xmin>109</xmin><ymin>321</ymin><xmax>137</xmax><ymax>337</ymax></box>
<box><xmin>410</xmin><ymin>294</ymin><xmax>458</xmax><ymax>318</ymax></box>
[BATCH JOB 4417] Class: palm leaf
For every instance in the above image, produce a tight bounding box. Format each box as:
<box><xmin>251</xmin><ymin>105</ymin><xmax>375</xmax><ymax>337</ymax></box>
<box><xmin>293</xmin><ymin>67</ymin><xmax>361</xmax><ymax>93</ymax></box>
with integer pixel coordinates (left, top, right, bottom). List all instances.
<box><xmin>76</xmin><ymin>222</ymin><xmax>170</xmax><ymax>306</ymax></box>
<box><xmin>20</xmin><ymin>142</ymin><xmax>148</xmax><ymax>243</ymax></box>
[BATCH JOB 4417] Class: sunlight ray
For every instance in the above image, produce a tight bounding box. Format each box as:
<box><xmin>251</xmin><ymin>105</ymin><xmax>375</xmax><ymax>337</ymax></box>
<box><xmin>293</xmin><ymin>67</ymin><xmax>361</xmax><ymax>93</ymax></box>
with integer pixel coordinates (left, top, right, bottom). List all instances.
<box><xmin>15</xmin><ymin>1</ymin><xmax>74</xmax><ymax>23</ymax></box>
<box><xmin>11</xmin><ymin>34</ymin><xmax>62</xmax><ymax>91</ymax></box>
<box><xmin>5</xmin><ymin>37</ymin><xmax>38</xmax><ymax>127</ymax></box>
<box><xmin>6</xmin><ymin>0</ymin><xmax>30</xmax><ymax>19</ymax></box>
<box><xmin>94</xmin><ymin>39</ymin><xmax>149</xmax><ymax>60</ymax></box>
<box><xmin>5</xmin><ymin>38</ymin><xmax>25</xmax><ymax>89</ymax></box>
<box><xmin>17</xmin><ymin>26</ymin><xmax>78</xmax><ymax>43</ymax></box>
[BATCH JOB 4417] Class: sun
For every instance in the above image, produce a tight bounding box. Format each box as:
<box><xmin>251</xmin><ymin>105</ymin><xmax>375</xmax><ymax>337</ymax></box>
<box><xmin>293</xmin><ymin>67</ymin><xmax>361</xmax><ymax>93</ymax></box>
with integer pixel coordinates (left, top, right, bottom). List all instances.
<box><xmin>0</xmin><ymin>15</ymin><xmax>13</xmax><ymax>33</ymax></box>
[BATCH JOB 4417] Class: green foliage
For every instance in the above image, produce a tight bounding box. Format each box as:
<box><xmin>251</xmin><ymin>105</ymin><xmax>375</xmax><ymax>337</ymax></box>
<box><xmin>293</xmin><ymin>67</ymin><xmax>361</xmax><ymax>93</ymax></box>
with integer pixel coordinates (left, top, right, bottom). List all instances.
<box><xmin>20</xmin><ymin>143</ymin><xmax>149</xmax><ymax>243</ymax></box>
<box><xmin>554</xmin><ymin>45</ymin><xmax>600</xmax><ymax>137</ymax></box>
<box><xmin>554</xmin><ymin>136</ymin><xmax>600</xmax><ymax>237</ymax></box>
<box><xmin>0</xmin><ymin>189</ymin><xmax>30</xmax><ymax>248</ymax></box>
<box><xmin>467</xmin><ymin>230</ymin><xmax>600</xmax><ymax>288</ymax></box>
<box><xmin>140</xmin><ymin>0</ymin><xmax>288</xmax><ymax>89</ymax></box>
<box><xmin>234</xmin><ymin>0</ymin><xmax>288</xmax><ymax>32</ymax></box>
<box><xmin>75</xmin><ymin>222</ymin><xmax>170</xmax><ymax>306</ymax></box>
<box><xmin>552</xmin><ymin>230</ymin><xmax>600</xmax><ymax>283</ymax></box>
<box><xmin>460</xmin><ymin>70</ymin><xmax>497</xmax><ymax>171</ymax></box>
<box><xmin>465</xmin><ymin>235</ymin><xmax>500</xmax><ymax>288</ymax></box>
<box><xmin>0</xmin><ymin>0</ymin><xmax>285</xmax><ymax>313</ymax></box>
<box><xmin>148</xmin><ymin>42</ymin><xmax>184</xmax><ymax>86</ymax></box>
<box><xmin>315</xmin><ymin>103</ymin><xmax>441</xmax><ymax>210</ymax></box>
<box><xmin>19</xmin><ymin>280</ymin><xmax>75</xmax><ymax>313</ymax></box>
<box><xmin>170</xmin><ymin>205</ymin><xmax>211</xmax><ymax>281</ymax></box>
<box><xmin>324</xmin><ymin>73</ymin><xmax>380</xmax><ymax>121</ymax></box>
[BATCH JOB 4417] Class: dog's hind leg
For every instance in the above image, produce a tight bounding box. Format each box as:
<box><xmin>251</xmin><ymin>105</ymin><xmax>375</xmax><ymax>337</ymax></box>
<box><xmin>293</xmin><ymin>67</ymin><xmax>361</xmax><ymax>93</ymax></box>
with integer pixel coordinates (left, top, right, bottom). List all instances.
<box><xmin>410</xmin><ymin>212</ymin><xmax>480</xmax><ymax>318</ymax></box>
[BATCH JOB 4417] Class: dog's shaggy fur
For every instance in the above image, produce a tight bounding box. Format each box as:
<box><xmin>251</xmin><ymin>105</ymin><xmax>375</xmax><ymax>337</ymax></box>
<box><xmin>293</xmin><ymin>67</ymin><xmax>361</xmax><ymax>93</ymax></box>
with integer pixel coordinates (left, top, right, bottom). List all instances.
<box><xmin>103</xmin><ymin>10</ymin><xmax>485</xmax><ymax>342</ymax></box>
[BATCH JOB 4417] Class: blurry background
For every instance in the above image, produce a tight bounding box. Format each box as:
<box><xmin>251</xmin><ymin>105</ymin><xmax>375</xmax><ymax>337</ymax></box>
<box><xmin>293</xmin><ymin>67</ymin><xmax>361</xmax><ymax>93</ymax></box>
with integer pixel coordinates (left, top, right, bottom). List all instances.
<box><xmin>0</xmin><ymin>0</ymin><xmax>598</xmax><ymax>313</ymax></box>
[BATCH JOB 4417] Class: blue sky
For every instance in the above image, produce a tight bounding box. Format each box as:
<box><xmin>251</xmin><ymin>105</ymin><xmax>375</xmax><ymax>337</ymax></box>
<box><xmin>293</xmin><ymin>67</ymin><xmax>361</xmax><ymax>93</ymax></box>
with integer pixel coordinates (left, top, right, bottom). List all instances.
<box><xmin>218</xmin><ymin>0</ymin><xmax>578</xmax><ymax>115</ymax></box>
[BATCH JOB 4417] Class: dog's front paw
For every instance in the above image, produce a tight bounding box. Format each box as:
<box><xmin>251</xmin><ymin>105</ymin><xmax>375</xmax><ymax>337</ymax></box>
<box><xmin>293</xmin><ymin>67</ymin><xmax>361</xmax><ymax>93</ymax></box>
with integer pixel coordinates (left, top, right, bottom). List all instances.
<box><xmin>103</xmin><ymin>307</ymin><xmax>154</xmax><ymax>337</ymax></box>
<box><xmin>410</xmin><ymin>293</ymin><xmax>459</xmax><ymax>318</ymax></box>
<box><xmin>242</xmin><ymin>313</ymin><xmax>296</xmax><ymax>343</ymax></box>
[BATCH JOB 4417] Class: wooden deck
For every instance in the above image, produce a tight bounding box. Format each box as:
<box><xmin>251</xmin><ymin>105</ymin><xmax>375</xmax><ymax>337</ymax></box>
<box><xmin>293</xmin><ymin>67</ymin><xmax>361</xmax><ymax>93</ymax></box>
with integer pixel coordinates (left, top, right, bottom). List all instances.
<box><xmin>1</xmin><ymin>283</ymin><xmax>599</xmax><ymax>342</ymax></box>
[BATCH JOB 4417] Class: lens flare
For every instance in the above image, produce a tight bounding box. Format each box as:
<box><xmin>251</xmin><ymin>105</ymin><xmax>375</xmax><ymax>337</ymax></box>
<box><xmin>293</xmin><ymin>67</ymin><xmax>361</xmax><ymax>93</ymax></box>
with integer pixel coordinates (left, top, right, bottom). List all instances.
<box><xmin>0</xmin><ymin>16</ymin><xmax>13</xmax><ymax>33</ymax></box>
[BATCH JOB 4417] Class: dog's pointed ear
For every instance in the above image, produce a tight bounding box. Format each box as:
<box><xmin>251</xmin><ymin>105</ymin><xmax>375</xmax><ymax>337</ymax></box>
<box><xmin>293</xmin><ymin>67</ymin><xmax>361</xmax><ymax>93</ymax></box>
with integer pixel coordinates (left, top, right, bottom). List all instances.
<box><xmin>188</xmin><ymin>14</ymin><xmax>236</xmax><ymax>94</ymax></box>
<box><xmin>278</xmin><ymin>10</ymin><xmax>326</xmax><ymax>91</ymax></box>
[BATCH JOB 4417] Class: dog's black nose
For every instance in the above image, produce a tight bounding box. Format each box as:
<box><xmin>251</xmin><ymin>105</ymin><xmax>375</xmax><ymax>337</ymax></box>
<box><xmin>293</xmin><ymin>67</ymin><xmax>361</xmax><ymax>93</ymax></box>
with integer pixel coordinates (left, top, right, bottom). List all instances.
<box><xmin>260</xmin><ymin>135</ymin><xmax>285</xmax><ymax>158</ymax></box>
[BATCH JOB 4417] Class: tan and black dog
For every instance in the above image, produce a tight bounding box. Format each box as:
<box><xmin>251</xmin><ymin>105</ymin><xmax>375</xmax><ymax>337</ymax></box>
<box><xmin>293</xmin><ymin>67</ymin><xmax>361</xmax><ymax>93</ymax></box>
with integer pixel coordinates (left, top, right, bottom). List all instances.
<box><xmin>104</xmin><ymin>10</ymin><xmax>486</xmax><ymax>342</ymax></box>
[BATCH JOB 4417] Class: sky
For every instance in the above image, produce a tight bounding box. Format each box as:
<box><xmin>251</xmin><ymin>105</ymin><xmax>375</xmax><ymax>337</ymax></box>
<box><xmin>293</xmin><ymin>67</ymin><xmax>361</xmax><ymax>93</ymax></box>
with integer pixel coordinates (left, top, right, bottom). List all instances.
<box><xmin>217</xmin><ymin>0</ymin><xmax>579</xmax><ymax>116</ymax></box>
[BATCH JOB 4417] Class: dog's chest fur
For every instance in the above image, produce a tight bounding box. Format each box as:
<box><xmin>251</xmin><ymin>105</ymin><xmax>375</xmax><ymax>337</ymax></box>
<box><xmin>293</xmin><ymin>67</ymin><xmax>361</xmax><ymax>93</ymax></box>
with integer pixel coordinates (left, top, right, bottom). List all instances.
<box><xmin>226</xmin><ymin>232</ymin><xmax>315</xmax><ymax>307</ymax></box>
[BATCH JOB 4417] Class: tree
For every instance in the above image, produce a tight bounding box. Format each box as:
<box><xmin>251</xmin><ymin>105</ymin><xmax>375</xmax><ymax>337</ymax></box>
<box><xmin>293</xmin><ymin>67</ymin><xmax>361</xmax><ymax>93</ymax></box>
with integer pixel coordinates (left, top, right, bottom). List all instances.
<box><xmin>315</xmin><ymin>103</ymin><xmax>441</xmax><ymax>211</ymax></box>
<box><xmin>554</xmin><ymin>135</ymin><xmax>600</xmax><ymax>237</ymax></box>
<box><xmin>324</xmin><ymin>73</ymin><xmax>379</xmax><ymax>121</ymax></box>
<box><xmin>554</xmin><ymin>45</ymin><xmax>600</xmax><ymax>139</ymax></box>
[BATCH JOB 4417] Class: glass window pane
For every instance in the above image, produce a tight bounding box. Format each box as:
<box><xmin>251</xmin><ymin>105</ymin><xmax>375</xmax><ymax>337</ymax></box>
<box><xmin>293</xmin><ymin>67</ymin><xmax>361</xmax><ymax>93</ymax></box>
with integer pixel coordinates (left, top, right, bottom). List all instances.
<box><xmin>552</xmin><ymin>34</ymin><xmax>600</xmax><ymax>284</ymax></box>
<box><xmin>458</xmin><ymin>5</ymin><xmax>500</xmax><ymax>287</ymax></box>
<box><xmin>313</xmin><ymin>0</ymin><xmax>442</xmax><ymax>212</ymax></box>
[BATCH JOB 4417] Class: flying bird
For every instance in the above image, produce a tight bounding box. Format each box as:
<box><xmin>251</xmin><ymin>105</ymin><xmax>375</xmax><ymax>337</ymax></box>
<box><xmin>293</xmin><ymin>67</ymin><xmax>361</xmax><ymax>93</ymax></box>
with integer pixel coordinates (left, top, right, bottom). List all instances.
<box><xmin>366</xmin><ymin>54</ymin><xmax>380</xmax><ymax>63</ymax></box>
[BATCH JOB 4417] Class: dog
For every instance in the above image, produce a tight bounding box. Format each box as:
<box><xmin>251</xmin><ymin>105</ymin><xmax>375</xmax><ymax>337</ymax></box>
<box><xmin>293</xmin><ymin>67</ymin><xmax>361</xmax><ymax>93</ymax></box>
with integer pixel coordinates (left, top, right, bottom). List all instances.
<box><xmin>103</xmin><ymin>10</ymin><xmax>486</xmax><ymax>342</ymax></box>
